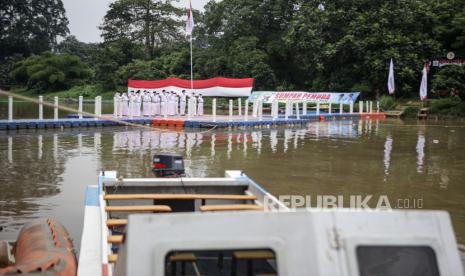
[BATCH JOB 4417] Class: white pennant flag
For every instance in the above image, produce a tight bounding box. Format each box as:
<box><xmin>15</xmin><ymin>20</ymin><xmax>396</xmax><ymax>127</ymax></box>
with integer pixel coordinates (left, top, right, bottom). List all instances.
<box><xmin>185</xmin><ymin>1</ymin><xmax>194</xmax><ymax>35</ymax></box>
<box><xmin>387</xmin><ymin>59</ymin><xmax>395</xmax><ymax>95</ymax></box>
<box><xmin>419</xmin><ymin>64</ymin><xmax>428</xmax><ymax>101</ymax></box>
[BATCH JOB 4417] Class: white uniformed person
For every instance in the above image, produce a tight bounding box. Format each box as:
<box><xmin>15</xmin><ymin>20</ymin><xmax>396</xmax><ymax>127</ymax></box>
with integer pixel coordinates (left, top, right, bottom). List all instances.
<box><xmin>197</xmin><ymin>94</ymin><xmax>204</xmax><ymax>115</ymax></box>
<box><xmin>180</xmin><ymin>90</ymin><xmax>187</xmax><ymax>115</ymax></box>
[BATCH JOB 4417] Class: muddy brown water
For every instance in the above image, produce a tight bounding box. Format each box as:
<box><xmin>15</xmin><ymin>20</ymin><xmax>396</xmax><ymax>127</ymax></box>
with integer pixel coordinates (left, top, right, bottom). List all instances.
<box><xmin>0</xmin><ymin>116</ymin><xmax>464</xmax><ymax>251</ymax></box>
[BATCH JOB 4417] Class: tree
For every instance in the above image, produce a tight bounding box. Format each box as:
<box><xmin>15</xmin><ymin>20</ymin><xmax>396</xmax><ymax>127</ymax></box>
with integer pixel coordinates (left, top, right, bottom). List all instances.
<box><xmin>116</xmin><ymin>59</ymin><xmax>167</xmax><ymax>85</ymax></box>
<box><xmin>0</xmin><ymin>0</ymin><xmax>69</xmax><ymax>59</ymax></box>
<box><xmin>449</xmin><ymin>6</ymin><xmax>465</xmax><ymax>51</ymax></box>
<box><xmin>433</xmin><ymin>1</ymin><xmax>465</xmax><ymax>51</ymax></box>
<box><xmin>100</xmin><ymin>0</ymin><xmax>183</xmax><ymax>60</ymax></box>
<box><xmin>228</xmin><ymin>37</ymin><xmax>276</xmax><ymax>90</ymax></box>
<box><xmin>197</xmin><ymin>0</ymin><xmax>298</xmax><ymax>89</ymax></box>
<box><xmin>432</xmin><ymin>66</ymin><xmax>465</xmax><ymax>100</ymax></box>
<box><xmin>284</xmin><ymin>0</ymin><xmax>442</xmax><ymax>97</ymax></box>
<box><xmin>283</xmin><ymin>1</ymin><xmax>327</xmax><ymax>89</ymax></box>
<box><xmin>94</xmin><ymin>38</ymin><xmax>145</xmax><ymax>90</ymax></box>
<box><xmin>55</xmin><ymin>36</ymin><xmax>100</xmax><ymax>66</ymax></box>
<box><xmin>11</xmin><ymin>52</ymin><xmax>91</xmax><ymax>92</ymax></box>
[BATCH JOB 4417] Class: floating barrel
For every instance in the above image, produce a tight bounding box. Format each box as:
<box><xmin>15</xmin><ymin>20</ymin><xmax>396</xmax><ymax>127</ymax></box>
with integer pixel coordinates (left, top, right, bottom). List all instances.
<box><xmin>0</xmin><ymin>218</ymin><xmax>77</xmax><ymax>275</ymax></box>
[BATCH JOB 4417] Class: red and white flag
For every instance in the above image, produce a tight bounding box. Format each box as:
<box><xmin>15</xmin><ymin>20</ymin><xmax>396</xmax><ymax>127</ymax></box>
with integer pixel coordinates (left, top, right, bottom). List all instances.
<box><xmin>185</xmin><ymin>1</ymin><xmax>194</xmax><ymax>35</ymax></box>
<box><xmin>419</xmin><ymin>63</ymin><xmax>428</xmax><ymax>101</ymax></box>
<box><xmin>387</xmin><ymin>59</ymin><xmax>395</xmax><ymax>94</ymax></box>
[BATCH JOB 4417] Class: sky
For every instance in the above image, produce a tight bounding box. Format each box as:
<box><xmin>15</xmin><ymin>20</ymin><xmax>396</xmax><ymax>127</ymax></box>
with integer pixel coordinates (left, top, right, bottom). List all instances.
<box><xmin>62</xmin><ymin>0</ymin><xmax>210</xmax><ymax>43</ymax></box>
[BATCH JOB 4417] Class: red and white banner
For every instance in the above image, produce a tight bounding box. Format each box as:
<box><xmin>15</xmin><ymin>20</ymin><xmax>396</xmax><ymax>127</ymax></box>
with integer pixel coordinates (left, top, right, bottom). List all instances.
<box><xmin>128</xmin><ymin>77</ymin><xmax>254</xmax><ymax>97</ymax></box>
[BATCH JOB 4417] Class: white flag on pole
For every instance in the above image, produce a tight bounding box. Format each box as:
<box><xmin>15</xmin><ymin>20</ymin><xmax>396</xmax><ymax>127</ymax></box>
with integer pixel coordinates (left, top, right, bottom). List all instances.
<box><xmin>387</xmin><ymin>59</ymin><xmax>395</xmax><ymax>95</ymax></box>
<box><xmin>419</xmin><ymin>64</ymin><xmax>428</xmax><ymax>101</ymax></box>
<box><xmin>185</xmin><ymin>1</ymin><xmax>194</xmax><ymax>35</ymax></box>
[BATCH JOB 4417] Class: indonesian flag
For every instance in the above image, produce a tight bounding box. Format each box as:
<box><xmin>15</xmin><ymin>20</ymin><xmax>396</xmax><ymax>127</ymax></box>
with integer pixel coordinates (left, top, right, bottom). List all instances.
<box><xmin>419</xmin><ymin>63</ymin><xmax>428</xmax><ymax>101</ymax></box>
<box><xmin>185</xmin><ymin>1</ymin><xmax>194</xmax><ymax>35</ymax></box>
<box><xmin>387</xmin><ymin>59</ymin><xmax>395</xmax><ymax>95</ymax></box>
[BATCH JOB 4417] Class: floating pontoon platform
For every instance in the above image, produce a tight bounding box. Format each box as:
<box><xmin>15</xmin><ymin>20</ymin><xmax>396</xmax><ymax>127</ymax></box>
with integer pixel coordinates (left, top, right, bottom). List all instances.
<box><xmin>0</xmin><ymin>112</ymin><xmax>386</xmax><ymax>130</ymax></box>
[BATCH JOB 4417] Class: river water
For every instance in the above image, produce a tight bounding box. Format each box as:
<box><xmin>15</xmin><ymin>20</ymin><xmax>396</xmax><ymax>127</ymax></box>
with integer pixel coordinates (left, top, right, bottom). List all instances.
<box><xmin>0</xmin><ymin>112</ymin><xmax>464</xmax><ymax>249</ymax></box>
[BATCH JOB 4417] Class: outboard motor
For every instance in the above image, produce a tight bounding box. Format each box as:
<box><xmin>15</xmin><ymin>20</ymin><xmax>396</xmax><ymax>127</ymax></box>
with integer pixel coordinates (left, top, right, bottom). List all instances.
<box><xmin>152</xmin><ymin>153</ymin><xmax>185</xmax><ymax>177</ymax></box>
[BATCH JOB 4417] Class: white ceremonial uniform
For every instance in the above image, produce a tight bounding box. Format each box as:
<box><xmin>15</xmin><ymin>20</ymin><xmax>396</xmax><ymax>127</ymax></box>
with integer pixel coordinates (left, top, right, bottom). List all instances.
<box><xmin>117</xmin><ymin>94</ymin><xmax>124</xmax><ymax>116</ymax></box>
<box><xmin>169</xmin><ymin>94</ymin><xmax>175</xmax><ymax>115</ymax></box>
<box><xmin>150</xmin><ymin>93</ymin><xmax>157</xmax><ymax>116</ymax></box>
<box><xmin>167</xmin><ymin>94</ymin><xmax>172</xmax><ymax>115</ymax></box>
<box><xmin>135</xmin><ymin>94</ymin><xmax>142</xmax><ymax>117</ymax></box>
<box><xmin>197</xmin><ymin>96</ymin><xmax>204</xmax><ymax>115</ymax></box>
<box><xmin>192</xmin><ymin>95</ymin><xmax>197</xmax><ymax>115</ymax></box>
<box><xmin>122</xmin><ymin>93</ymin><xmax>129</xmax><ymax>116</ymax></box>
<box><xmin>180</xmin><ymin>93</ymin><xmax>186</xmax><ymax>115</ymax></box>
<box><xmin>143</xmin><ymin>93</ymin><xmax>151</xmax><ymax>116</ymax></box>
<box><xmin>165</xmin><ymin>94</ymin><xmax>171</xmax><ymax>115</ymax></box>
<box><xmin>160</xmin><ymin>93</ymin><xmax>167</xmax><ymax>116</ymax></box>
<box><xmin>129</xmin><ymin>94</ymin><xmax>135</xmax><ymax>117</ymax></box>
<box><xmin>174</xmin><ymin>94</ymin><xmax>179</xmax><ymax>115</ymax></box>
<box><xmin>155</xmin><ymin>94</ymin><xmax>161</xmax><ymax>115</ymax></box>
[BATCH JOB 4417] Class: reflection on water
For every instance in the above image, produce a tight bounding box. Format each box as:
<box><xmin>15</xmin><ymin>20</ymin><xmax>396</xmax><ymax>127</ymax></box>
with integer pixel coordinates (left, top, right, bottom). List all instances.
<box><xmin>383</xmin><ymin>134</ymin><xmax>392</xmax><ymax>181</ymax></box>
<box><xmin>416</xmin><ymin>131</ymin><xmax>425</xmax><ymax>173</ymax></box>
<box><xmin>1</xmin><ymin>120</ymin><xmax>465</xmax><ymax>247</ymax></box>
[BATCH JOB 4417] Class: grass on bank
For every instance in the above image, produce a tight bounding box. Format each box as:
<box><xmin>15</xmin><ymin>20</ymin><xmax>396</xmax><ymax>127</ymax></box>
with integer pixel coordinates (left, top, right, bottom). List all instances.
<box><xmin>378</xmin><ymin>95</ymin><xmax>465</xmax><ymax>118</ymax></box>
<box><xmin>12</xmin><ymin>85</ymin><xmax>117</xmax><ymax>100</ymax></box>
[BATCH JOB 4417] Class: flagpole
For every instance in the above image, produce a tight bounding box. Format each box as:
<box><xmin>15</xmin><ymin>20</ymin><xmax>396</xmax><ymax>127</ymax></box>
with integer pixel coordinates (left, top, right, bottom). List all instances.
<box><xmin>187</xmin><ymin>0</ymin><xmax>194</xmax><ymax>93</ymax></box>
<box><xmin>190</xmin><ymin>34</ymin><xmax>193</xmax><ymax>92</ymax></box>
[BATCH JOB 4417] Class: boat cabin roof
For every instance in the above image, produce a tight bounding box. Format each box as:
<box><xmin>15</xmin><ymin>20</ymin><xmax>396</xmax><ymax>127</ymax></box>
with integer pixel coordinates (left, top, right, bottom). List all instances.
<box><xmin>114</xmin><ymin>210</ymin><xmax>463</xmax><ymax>276</ymax></box>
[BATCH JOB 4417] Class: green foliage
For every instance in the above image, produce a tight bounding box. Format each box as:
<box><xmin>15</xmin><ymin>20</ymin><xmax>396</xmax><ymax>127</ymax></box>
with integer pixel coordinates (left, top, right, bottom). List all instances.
<box><xmin>116</xmin><ymin>59</ymin><xmax>167</xmax><ymax>84</ymax></box>
<box><xmin>0</xmin><ymin>0</ymin><xmax>69</xmax><ymax>59</ymax></box>
<box><xmin>432</xmin><ymin>66</ymin><xmax>465</xmax><ymax>100</ymax></box>
<box><xmin>428</xmin><ymin>97</ymin><xmax>465</xmax><ymax>117</ymax></box>
<box><xmin>11</xmin><ymin>52</ymin><xmax>92</xmax><ymax>93</ymax></box>
<box><xmin>402</xmin><ymin>106</ymin><xmax>420</xmax><ymax>118</ymax></box>
<box><xmin>56</xmin><ymin>36</ymin><xmax>100</xmax><ymax>66</ymax></box>
<box><xmin>351</xmin><ymin>82</ymin><xmax>373</xmax><ymax>97</ymax></box>
<box><xmin>0</xmin><ymin>55</ymin><xmax>23</xmax><ymax>86</ymax></box>
<box><xmin>100</xmin><ymin>0</ymin><xmax>183</xmax><ymax>60</ymax></box>
<box><xmin>4</xmin><ymin>0</ymin><xmax>465</xmax><ymax>112</ymax></box>
<box><xmin>434</xmin><ymin>2</ymin><xmax>465</xmax><ymax>51</ymax></box>
<box><xmin>228</xmin><ymin>37</ymin><xmax>276</xmax><ymax>90</ymax></box>
<box><xmin>379</xmin><ymin>95</ymin><xmax>396</xmax><ymax>111</ymax></box>
<box><xmin>284</xmin><ymin>0</ymin><xmax>441</xmax><ymax>96</ymax></box>
<box><xmin>36</xmin><ymin>84</ymin><xmax>105</xmax><ymax>98</ymax></box>
<box><xmin>94</xmin><ymin>39</ymin><xmax>145</xmax><ymax>90</ymax></box>
<box><xmin>154</xmin><ymin>49</ymin><xmax>191</xmax><ymax>79</ymax></box>
<box><xmin>198</xmin><ymin>0</ymin><xmax>297</xmax><ymax>89</ymax></box>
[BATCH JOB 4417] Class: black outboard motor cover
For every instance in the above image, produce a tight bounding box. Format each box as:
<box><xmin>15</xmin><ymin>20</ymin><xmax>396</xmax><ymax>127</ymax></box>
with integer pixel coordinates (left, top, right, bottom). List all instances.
<box><xmin>152</xmin><ymin>153</ymin><xmax>185</xmax><ymax>177</ymax></box>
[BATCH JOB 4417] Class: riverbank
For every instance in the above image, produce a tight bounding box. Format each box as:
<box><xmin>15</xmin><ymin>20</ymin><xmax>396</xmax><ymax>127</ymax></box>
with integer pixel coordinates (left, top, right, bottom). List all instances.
<box><xmin>6</xmin><ymin>87</ymin><xmax>465</xmax><ymax>119</ymax></box>
<box><xmin>11</xmin><ymin>85</ymin><xmax>117</xmax><ymax>101</ymax></box>
<box><xmin>378</xmin><ymin>95</ymin><xmax>465</xmax><ymax>119</ymax></box>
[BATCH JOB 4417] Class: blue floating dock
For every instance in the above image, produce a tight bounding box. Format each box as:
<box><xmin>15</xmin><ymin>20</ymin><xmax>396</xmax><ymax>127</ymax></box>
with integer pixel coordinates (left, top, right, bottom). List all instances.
<box><xmin>0</xmin><ymin>118</ymin><xmax>126</xmax><ymax>130</ymax></box>
<box><xmin>0</xmin><ymin>112</ymin><xmax>386</xmax><ymax>131</ymax></box>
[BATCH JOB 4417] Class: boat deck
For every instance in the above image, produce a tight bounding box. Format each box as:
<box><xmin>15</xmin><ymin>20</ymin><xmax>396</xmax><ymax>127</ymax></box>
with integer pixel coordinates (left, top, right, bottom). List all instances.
<box><xmin>78</xmin><ymin>171</ymin><xmax>285</xmax><ymax>276</ymax></box>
